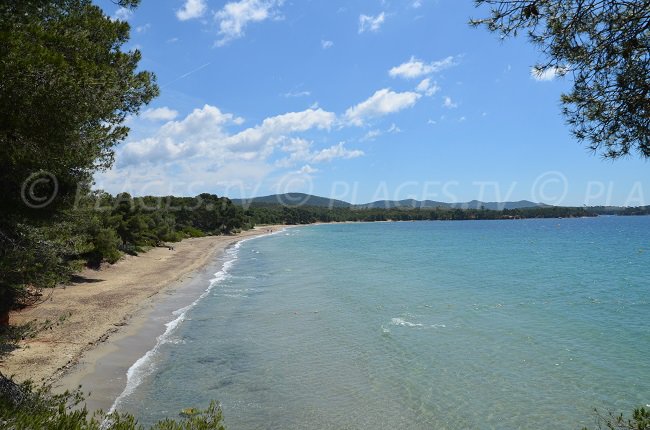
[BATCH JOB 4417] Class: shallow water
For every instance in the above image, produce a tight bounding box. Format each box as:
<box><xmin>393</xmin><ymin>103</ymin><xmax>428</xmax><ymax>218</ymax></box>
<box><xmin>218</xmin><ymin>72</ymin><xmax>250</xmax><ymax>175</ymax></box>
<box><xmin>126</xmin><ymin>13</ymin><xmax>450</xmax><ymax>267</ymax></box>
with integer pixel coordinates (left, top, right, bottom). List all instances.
<box><xmin>116</xmin><ymin>217</ymin><xmax>650</xmax><ymax>429</ymax></box>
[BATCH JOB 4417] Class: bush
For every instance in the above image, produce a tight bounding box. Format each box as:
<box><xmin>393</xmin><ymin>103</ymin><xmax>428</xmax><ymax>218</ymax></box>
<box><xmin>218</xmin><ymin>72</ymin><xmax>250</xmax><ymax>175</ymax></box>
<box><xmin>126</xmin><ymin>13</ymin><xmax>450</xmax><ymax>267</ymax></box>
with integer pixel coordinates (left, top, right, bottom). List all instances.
<box><xmin>582</xmin><ymin>407</ymin><xmax>650</xmax><ymax>430</ymax></box>
<box><xmin>90</xmin><ymin>228</ymin><xmax>122</xmax><ymax>266</ymax></box>
<box><xmin>0</xmin><ymin>373</ymin><xmax>226</xmax><ymax>430</ymax></box>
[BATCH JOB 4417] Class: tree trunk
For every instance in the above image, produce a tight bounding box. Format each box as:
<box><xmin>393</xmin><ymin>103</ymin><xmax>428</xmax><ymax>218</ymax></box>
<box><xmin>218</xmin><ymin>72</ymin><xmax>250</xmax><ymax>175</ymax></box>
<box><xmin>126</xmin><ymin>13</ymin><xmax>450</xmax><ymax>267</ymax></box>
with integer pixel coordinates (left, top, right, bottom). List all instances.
<box><xmin>0</xmin><ymin>310</ymin><xmax>9</xmax><ymax>327</ymax></box>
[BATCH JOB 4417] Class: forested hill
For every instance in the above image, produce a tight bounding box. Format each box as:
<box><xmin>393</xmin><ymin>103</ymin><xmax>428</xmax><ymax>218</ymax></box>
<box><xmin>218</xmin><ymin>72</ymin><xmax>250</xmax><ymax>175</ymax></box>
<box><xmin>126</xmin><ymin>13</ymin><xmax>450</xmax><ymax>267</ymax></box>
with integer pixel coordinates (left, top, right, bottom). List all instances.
<box><xmin>356</xmin><ymin>199</ymin><xmax>548</xmax><ymax>210</ymax></box>
<box><xmin>231</xmin><ymin>193</ymin><xmax>350</xmax><ymax>208</ymax></box>
<box><xmin>231</xmin><ymin>193</ymin><xmax>548</xmax><ymax>210</ymax></box>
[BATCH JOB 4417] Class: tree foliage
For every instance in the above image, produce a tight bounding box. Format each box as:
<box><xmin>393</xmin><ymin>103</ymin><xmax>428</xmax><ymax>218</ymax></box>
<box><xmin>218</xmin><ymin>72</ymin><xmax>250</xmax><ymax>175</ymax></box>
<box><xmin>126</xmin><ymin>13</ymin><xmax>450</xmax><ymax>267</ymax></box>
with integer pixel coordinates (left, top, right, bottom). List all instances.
<box><xmin>0</xmin><ymin>0</ymin><xmax>157</xmax><ymax>322</ymax></box>
<box><xmin>0</xmin><ymin>373</ymin><xmax>226</xmax><ymax>430</ymax></box>
<box><xmin>0</xmin><ymin>0</ymin><xmax>158</xmax><ymax>219</ymax></box>
<box><xmin>472</xmin><ymin>0</ymin><xmax>650</xmax><ymax>158</ymax></box>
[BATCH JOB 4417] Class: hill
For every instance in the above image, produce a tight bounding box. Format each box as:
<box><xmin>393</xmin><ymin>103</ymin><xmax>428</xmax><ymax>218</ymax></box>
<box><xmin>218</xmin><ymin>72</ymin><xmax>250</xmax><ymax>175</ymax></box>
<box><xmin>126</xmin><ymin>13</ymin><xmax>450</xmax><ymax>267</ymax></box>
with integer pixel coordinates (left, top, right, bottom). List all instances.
<box><xmin>231</xmin><ymin>194</ymin><xmax>548</xmax><ymax>210</ymax></box>
<box><xmin>231</xmin><ymin>193</ymin><xmax>351</xmax><ymax>208</ymax></box>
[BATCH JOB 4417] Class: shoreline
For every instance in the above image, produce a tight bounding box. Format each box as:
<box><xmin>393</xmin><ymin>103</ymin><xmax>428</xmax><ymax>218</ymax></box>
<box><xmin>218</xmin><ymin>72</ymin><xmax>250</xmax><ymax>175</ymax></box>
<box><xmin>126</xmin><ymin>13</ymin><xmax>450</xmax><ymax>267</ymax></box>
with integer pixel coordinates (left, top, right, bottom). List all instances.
<box><xmin>0</xmin><ymin>225</ymin><xmax>286</xmax><ymax>405</ymax></box>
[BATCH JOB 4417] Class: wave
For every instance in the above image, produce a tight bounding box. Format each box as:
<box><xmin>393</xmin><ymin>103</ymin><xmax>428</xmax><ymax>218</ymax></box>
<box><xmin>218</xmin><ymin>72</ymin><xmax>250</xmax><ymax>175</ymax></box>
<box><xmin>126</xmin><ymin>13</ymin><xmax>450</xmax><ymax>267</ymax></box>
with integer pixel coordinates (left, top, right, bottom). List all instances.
<box><xmin>390</xmin><ymin>318</ymin><xmax>446</xmax><ymax>329</ymax></box>
<box><xmin>391</xmin><ymin>317</ymin><xmax>423</xmax><ymax>328</ymax></box>
<box><xmin>108</xmin><ymin>228</ymin><xmax>285</xmax><ymax>414</ymax></box>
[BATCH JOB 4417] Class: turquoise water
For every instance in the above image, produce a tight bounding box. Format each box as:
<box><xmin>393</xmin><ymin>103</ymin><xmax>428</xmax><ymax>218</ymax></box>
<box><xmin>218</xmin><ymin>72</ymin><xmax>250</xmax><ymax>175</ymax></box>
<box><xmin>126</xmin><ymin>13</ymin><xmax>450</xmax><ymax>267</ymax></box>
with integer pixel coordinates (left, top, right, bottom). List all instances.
<box><xmin>116</xmin><ymin>217</ymin><xmax>650</xmax><ymax>429</ymax></box>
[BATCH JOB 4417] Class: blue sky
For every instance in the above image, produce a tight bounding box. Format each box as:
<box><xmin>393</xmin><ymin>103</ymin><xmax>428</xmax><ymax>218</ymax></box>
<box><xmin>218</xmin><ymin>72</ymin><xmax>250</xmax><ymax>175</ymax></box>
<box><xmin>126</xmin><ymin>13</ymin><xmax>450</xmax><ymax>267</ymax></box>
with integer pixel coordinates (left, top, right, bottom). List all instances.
<box><xmin>94</xmin><ymin>0</ymin><xmax>649</xmax><ymax>206</ymax></box>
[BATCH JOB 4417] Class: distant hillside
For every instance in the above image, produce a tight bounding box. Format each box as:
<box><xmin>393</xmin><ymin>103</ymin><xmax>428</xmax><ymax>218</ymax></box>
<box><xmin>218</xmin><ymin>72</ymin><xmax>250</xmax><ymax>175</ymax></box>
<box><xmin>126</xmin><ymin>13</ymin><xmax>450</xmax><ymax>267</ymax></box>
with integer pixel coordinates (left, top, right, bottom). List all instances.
<box><xmin>231</xmin><ymin>193</ymin><xmax>351</xmax><ymax>208</ymax></box>
<box><xmin>355</xmin><ymin>199</ymin><xmax>547</xmax><ymax>210</ymax></box>
<box><xmin>232</xmin><ymin>194</ymin><xmax>548</xmax><ymax>210</ymax></box>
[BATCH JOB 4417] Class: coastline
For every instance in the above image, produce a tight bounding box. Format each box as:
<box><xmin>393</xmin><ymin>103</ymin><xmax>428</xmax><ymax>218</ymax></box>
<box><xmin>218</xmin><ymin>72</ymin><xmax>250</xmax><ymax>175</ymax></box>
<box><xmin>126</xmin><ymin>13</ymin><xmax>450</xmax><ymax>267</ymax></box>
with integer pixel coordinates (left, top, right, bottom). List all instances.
<box><xmin>0</xmin><ymin>225</ymin><xmax>285</xmax><ymax>404</ymax></box>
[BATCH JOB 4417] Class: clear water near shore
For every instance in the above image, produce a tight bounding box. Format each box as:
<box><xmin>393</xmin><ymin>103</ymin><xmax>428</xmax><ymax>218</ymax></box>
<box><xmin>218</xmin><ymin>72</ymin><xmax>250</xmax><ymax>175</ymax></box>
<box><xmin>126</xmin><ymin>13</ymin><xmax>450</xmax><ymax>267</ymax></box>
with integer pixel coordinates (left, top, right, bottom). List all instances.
<box><xmin>115</xmin><ymin>217</ymin><xmax>649</xmax><ymax>429</ymax></box>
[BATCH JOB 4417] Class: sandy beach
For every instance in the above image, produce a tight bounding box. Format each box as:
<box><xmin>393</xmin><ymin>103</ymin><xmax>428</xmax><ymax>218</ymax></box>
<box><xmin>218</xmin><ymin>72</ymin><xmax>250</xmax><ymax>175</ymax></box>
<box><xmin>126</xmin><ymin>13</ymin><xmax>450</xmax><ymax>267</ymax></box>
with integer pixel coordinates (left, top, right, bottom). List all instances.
<box><xmin>0</xmin><ymin>226</ymin><xmax>283</xmax><ymax>387</ymax></box>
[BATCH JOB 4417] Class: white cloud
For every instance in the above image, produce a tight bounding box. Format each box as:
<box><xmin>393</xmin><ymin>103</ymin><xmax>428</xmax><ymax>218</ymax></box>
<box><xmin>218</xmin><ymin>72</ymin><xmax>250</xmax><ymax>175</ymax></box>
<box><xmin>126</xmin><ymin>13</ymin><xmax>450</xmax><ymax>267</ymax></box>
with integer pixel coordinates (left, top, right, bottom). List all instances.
<box><xmin>136</xmin><ymin>23</ymin><xmax>151</xmax><ymax>33</ymax></box>
<box><xmin>283</xmin><ymin>90</ymin><xmax>311</xmax><ymax>98</ymax></box>
<box><xmin>359</xmin><ymin>12</ymin><xmax>386</xmax><ymax>33</ymax></box>
<box><xmin>443</xmin><ymin>96</ymin><xmax>458</xmax><ymax>109</ymax></box>
<box><xmin>225</xmin><ymin>108</ymin><xmax>335</xmax><ymax>153</ymax></box>
<box><xmin>531</xmin><ymin>66</ymin><xmax>567</xmax><ymax>81</ymax></box>
<box><xmin>112</xmin><ymin>7</ymin><xmax>133</xmax><ymax>21</ymax></box>
<box><xmin>176</xmin><ymin>0</ymin><xmax>207</xmax><ymax>21</ymax></box>
<box><xmin>412</xmin><ymin>0</ymin><xmax>423</xmax><ymax>8</ymax></box>
<box><xmin>415</xmin><ymin>78</ymin><xmax>440</xmax><ymax>96</ymax></box>
<box><xmin>141</xmin><ymin>107</ymin><xmax>179</xmax><ymax>122</ymax></box>
<box><xmin>119</xmin><ymin>105</ymin><xmax>242</xmax><ymax>167</ymax></box>
<box><xmin>360</xmin><ymin>123</ymin><xmax>400</xmax><ymax>141</ymax></box>
<box><xmin>277</xmin><ymin>138</ymin><xmax>363</xmax><ymax>166</ymax></box>
<box><xmin>387</xmin><ymin>123</ymin><xmax>401</xmax><ymax>133</ymax></box>
<box><xmin>321</xmin><ymin>40</ymin><xmax>334</xmax><ymax>49</ymax></box>
<box><xmin>345</xmin><ymin>88</ymin><xmax>421</xmax><ymax>126</ymax></box>
<box><xmin>311</xmin><ymin>142</ymin><xmax>364</xmax><ymax>163</ymax></box>
<box><xmin>389</xmin><ymin>55</ymin><xmax>457</xmax><ymax>79</ymax></box>
<box><xmin>361</xmin><ymin>129</ymin><xmax>382</xmax><ymax>141</ymax></box>
<box><xmin>215</xmin><ymin>0</ymin><xmax>284</xmax><ymax>46</ymax></box>
<box><xmin>104</xmin><ymin>101</ymin><xmax>370</xmax><ymax>195</ymax></box>
<box><xmin>297</xmin><ymin>165</ymin><xmax>318</xmax><ymax>174</ymax></box>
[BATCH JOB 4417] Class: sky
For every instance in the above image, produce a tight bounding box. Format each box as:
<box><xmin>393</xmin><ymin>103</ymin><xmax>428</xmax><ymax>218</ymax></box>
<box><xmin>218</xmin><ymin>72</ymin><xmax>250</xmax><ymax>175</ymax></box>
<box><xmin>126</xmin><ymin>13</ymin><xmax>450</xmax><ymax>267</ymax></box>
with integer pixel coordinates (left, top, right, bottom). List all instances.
<box><xmin>93</xmin><ymin>0</ymin><xmax>649</xmax><ymax>206</ymax></box>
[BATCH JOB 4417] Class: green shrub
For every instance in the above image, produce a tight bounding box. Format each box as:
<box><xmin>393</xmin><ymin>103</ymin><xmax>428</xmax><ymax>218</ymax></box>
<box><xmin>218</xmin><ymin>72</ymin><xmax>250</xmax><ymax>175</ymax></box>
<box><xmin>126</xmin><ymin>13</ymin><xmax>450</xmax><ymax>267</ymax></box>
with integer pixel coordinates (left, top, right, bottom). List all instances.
<box><xmin>91</xmin><ymin>228</ymin><xmax>122</xmax><ymax>265</ymax></box>
<box><xmin>180</xmin><ymin>226</ymin><xmax>205</xmax><ymax>238</ymax></box>
<box><xmin>582</xmin><ymin>407</ymin><xmax>650</xmax><ymax>430</ymax></box>
<box><xmin>0</xmin><ymin>374</ymin><xmax>226</xmax><ymax>430</ymax></box>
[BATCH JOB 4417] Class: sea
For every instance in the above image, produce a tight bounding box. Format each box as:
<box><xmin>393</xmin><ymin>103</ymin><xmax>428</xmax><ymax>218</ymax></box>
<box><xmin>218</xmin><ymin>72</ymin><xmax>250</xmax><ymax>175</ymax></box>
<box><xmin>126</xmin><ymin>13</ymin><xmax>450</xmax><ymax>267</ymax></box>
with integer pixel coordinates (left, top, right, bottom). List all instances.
<box><xmin>112</xmin><ymin>217</ymin><xmax>650</xmax><ymax>429</ymax></box>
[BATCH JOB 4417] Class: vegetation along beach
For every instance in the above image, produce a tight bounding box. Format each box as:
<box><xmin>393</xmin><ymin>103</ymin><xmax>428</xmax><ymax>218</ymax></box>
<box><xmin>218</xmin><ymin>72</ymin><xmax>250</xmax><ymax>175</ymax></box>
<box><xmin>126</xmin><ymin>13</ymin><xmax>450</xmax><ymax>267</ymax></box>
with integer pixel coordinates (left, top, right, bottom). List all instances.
<box><xmin>1</xmin><ymin>0</ymin><xmax>648</xmax><ymax>429</ymax></box>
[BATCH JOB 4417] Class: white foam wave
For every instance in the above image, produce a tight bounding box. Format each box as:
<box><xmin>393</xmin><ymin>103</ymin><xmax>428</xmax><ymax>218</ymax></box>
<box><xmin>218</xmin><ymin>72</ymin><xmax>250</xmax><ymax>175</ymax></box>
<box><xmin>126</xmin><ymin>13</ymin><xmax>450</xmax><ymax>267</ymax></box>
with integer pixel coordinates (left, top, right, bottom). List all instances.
<box><xmin>108</xmin><ymin>228</ymin><xmax>284</xmax><ymax>414</ymax></box>
<box><xmin>391</xmin><ymin>317</ymin><xmax>423</xmax><ymax>328</ymax></box>
<box><xmin>390</xmin><ymin>318</ymin><xmax>446</xmax><ymax>329</ymax></box>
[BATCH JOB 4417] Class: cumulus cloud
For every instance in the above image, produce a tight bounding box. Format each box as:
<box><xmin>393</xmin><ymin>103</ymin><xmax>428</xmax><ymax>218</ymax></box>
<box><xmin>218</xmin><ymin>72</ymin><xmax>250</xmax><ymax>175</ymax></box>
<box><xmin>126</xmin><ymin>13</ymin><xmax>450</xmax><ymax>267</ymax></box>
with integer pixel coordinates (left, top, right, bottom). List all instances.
<box><xmin>531</xmin><ymin>65</ymin><xmax>567</xmax><ymax>81</ymax></box>
<box><xmin>345</xmin><ymin>88</ymin><xmax>421</xmax><ymax>126</ymax></box>
<box><xmin>389</xmin><ymin>56</ymin><xmax>457</xmax><ymax>79</ymax></box>
<box><xmin>359</xmin><ymin>12</ymin><xmax>386</xmax><ymax>33</ymax></box>
<box><xmin>119</xmin><ymin>105</ymin><xmax>243</xmax><ymax>167</ymax></box>
<box><xmin>225</xmin><ymin>108</ymin><xmax>335</xmax><ymax>153</ymax></box>
<box><xmin>215</xmin><ymin>0</ymin><xmax>284</xmax><ymax>46</ymax></box>
<box><xmin>141</xmin><ymin>107</ymin><xmax>179</xmax><ymax>122</ymax></box>
<box><xmin>176</xmin><ymin>0</ymin><xmax>207</xmax><ymax>21</ymax></box>
<box><xmin>415</xmin><ymin>78</ymin><xmax>440</xmax><ymax>96</ymax></box>
<box><xmin>321</xmin><ymin>40</ymin><xmax>334</xmax><ymax>49</ymax></box>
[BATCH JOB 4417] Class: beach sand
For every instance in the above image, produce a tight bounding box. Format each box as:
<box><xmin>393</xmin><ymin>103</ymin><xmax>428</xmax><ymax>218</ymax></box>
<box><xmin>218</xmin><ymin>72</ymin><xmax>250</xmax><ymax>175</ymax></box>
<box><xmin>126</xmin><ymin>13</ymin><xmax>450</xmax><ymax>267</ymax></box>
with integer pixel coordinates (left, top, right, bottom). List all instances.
<box><xmin>0</xmin><ymin>226</ymin><xmax>283</xmax><ymax>393</ymax></box>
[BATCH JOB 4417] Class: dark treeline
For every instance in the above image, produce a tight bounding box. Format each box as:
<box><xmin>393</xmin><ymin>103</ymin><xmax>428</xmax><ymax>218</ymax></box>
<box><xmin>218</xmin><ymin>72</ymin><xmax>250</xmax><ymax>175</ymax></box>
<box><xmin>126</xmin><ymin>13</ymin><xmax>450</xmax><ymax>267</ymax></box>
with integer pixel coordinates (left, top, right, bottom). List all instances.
<box><xmin>77</xmin><ymin>192</ymin><xmax>250</xmax><ymax>264</ymax></box>
<box><xmin>589</xmin><ymin>206</ymin><xmax>650</xmax><ymax>216</ymax></box>
<box><xmin>245</xmin><ymin>204</ymin><xmax>597</xmax><ymax>225</ymax></box>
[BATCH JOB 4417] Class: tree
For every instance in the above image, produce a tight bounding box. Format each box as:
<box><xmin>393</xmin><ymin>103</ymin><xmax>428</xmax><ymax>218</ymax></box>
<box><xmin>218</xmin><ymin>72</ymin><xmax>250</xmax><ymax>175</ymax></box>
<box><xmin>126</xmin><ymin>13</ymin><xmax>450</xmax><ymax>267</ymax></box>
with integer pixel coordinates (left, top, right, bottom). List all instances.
<box><xmin>0</xmin><ymin>0</ymin><xmax>158</xmax><ymax>322</ymax></box>
<box><xmin>472</xmin><ymin>1</ymin><xmax>650</xmax><ymax>159</ymax></box>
